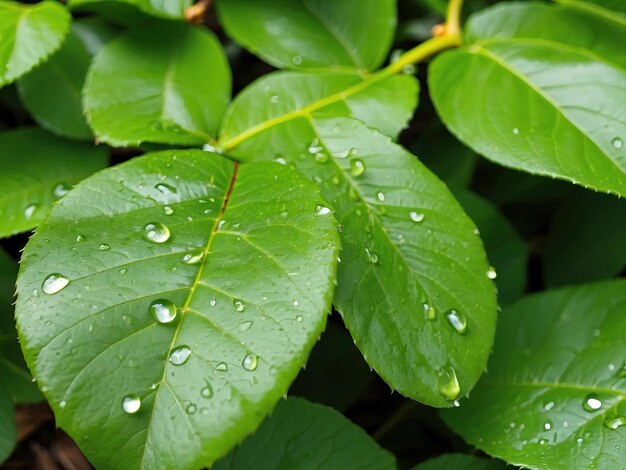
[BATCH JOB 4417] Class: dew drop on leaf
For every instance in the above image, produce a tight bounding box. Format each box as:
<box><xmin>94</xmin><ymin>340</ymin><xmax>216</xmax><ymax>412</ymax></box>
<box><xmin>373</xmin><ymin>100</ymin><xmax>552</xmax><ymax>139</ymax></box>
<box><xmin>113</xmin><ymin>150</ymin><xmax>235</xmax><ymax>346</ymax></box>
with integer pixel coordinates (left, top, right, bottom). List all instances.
<box><xmin>604</xmin><ymin>416</ymin><xmax>626</xmax><ymax>430</ymax></box>
<box><xmin>437</xmin><ymin>366</ymin><xmax>460</xmax><ymax>401</ymax></box>
<box><xmin>612</xmin><ymin>137</ymin><xmax>623</xmax><ymax>149</ymax></box>
<box><xmin>364</xmin><ymin>248</ymin><xmax>379</xmax><ymax>264</ymax></box>
<box><xmin>295</xmin><ymin>315</ymin><xmax>303</xmax><ymax>322</ymax></box>
<box><xmin>238</xmin><ymin>321</ymin><xmax>252</xmax><ymax>332</ymax></box>
<box><xmin>201</xmin><ymin>383</ymin><xmax>213</xmax><ymax>399</ymax></box>
<box><xmin>24</xmin><ymin>204</ymin><xmax>38</xmax><ymax>220</ymax></box>
<box><xmin>53</xmin><ymin>183</ymin><xmax>71</xmax><ymax>198</ymax></box>
<box><xmin>181</xmin><ymin>250</ymin><xmax>203</xmax><ymax>265</ymax></box>
<box><xmin>315</xmin><ymin>205</ymin><xmax>331</xmax><ymax>215</ymax></box>
<box><xmin>583</xmin><ymin>393</ymin><xmax>602</xmax><ymax>412</ymax></box>
<box><xmin>409</xmin><ymin>211</ymin><xmax>424</xmax><ymax>223</ymax></box>
<box><xmin>164</xmin><ymin>205</ymin><xmax>174</xmax><ymax>215</ymax></box>
<box><xmin>76</xmin><ymin>235</ymin><xmax>85</xmax><ymax>242</ymax></box>
<box><xmin>148</xmin><ymin>299</ymin><xmax>177</xmax><ymax>324</ymax></box>
<box><xmin>350</xmin><ymin>159</ymin><xmax>366</xmax><ymax>177</ymax></box>
<box><xmin>122</xmin><ymin>394</ymin><xmax>141</xmax><ymax>414</ymax></box>
<box><xmin>445</xmin><ymin>309</ymin><xmax>467</xmax><ymax>334</ymax></box>
<box><xmin>233</xmin><ymin>299</ymin><xmax>245</xmax><ymax>312</ymax></box>
<box><xmin>215</xmin><ymin>362</ymin><xmax>228</xmax><ymax>372</ymax></box>
<box><xmin>487</xmin><ymin>266</ymin><xmax>497</xmax><ymax>279</ymax></box>
<box><xmin>242</xmin><ymin>353</ymin><xmax>258</xmax><ymax>371</ymax></box>
<box><xmin>142</xmin><ymin>222</ymin><xmax>170</xmax><ymax>243</ymax></box>
<box><xmin>98</xmin><ymin>243</ymin><xmax>110</xmax><ymax>251</ymax></box>
<box><xmin>154</xmin><ymin>182</ymin><xmax>177</xmax><ymax>195</ymax></box>
<box><xmin>169</xmin><ymin>345</ymin><xmax>191</xmax><ymax>365</ymax></box>
<box><xmin>186</xmin><ymin>403</ymin><xmax>197</xmax><ymax>414</ymax></box>
<box><xmin>423</xmin><ymin>302</ymin><xmax>436</xmax><ymax>320</ymax></box>
<box><xmin>42</xmin><ymin>273</ymin><xmax>70</xmax><ymax>295</ymax></box>
<box><xmin>59</xmin><ymin>400</ymin><xmax>67</xmax><ymax>409</ymax></box>
<box><xmin>314</xmin><ymin>152</ymin><xmax>329</xmax><ymax>163</ymax></box>
<box><xmin>376</xmin><ymin>191</ymin><xmax>386</xmax><ymax>202</ymax></box>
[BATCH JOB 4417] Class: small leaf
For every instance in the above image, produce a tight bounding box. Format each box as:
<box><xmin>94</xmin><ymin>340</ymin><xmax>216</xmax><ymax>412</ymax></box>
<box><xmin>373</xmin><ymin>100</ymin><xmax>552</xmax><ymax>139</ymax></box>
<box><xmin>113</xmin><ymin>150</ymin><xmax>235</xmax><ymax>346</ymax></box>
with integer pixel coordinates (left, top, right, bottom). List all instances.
<box><xmin>84</xmin><ymin>22</ymin><xmax>231</xmax><ymax>147</ymax></box>
<box><xmin>443</xmin><ymin>280</ymin><xmax>626</xmax><ymax>469</ymax></box>
<box><xmin>429</xmin><ymin>1</ymin><xmax>626</xmax><ymax>196</ymax></box>
<box><xmin>0</xmin><ymin>248</ymin><xmax>41</xmax><ymax>404</ymax></box>
<box><xmin>217</xmin><ymin>0</ymin><xmax>396</xmax><ymax>72</ymax></box>
<box><xmin>0</xmin><ymin>127</ymin><xmax>108</xmax><ymax>238</ymax></box>
<box><xmin>455</xmin><ymin>191</ymin><xmax>528</xmax><ymax>306</ymax></box>
<box><xmin>223</xmin><ymin>115</ymin><xmax>497</xmax><ymax>407</ymax></box>
<box><xmin>15</xmin><ymin>150</ymin><xmax>339</xmax><ymax>468</ymax></box>
<box><xmin>214</xmin><ymin>397</ymin><xmax>395</xmax><ymax>470</ymax></box>
<box><xmin>17</xmin><ymin>20</ymin><xmax>117</xmax><ymax>140</ymax></box>
<box><xmin>543</xmin><ymin>191</ymin><xmax>626</xmax><ymax>287</ymax></box>
<box><xmin>220</xmin><ymin>71</ymin><xmax>418</xmax><ymax>151</ymax></box>
<box><xmin>0</xmin><ymin>1</ymin><xmax>70</xmax><ymax>88</ymax></box>
<box><xmin>0</xmin><ymin>381</ymin><xmax>16</xmax><ymax>464</ymax></box>
<box><xmin>68</xmin><ymin>0</ymin><xmax>193</xmax><ymax>19</ymax></box>
<box><xmin>413</xmin><ymin>453</ymin><xmax>507</xmax><ymax>470</ymax></box>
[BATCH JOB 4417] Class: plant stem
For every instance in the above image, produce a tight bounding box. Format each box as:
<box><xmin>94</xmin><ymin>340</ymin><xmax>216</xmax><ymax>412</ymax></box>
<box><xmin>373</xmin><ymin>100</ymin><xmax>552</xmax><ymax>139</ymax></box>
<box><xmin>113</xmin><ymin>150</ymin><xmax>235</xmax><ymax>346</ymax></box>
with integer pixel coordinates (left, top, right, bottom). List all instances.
<box><xmin>219</xmin><ymin>0</ymin><xmax>465</xmax><ymax>152</ymax></box>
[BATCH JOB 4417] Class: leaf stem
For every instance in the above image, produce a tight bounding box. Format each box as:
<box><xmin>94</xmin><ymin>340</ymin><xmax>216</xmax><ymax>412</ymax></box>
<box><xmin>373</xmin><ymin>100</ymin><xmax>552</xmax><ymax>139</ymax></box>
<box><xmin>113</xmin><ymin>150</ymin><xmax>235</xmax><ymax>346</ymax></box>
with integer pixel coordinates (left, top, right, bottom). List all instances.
<box><xmin>219</xmin><ymin>0</ymin><xmax>465</xmax><ymax>152</ymax></box>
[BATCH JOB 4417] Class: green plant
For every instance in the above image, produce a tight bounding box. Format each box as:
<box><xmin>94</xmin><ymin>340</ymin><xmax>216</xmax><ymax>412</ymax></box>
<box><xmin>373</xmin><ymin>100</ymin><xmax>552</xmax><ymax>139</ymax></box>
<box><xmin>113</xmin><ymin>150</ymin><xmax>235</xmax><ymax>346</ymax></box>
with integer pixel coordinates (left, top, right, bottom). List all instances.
<box><xmin>0</xmin><ymin>0</ymin><xmax>624</xmax><ymax>468</ymax></box>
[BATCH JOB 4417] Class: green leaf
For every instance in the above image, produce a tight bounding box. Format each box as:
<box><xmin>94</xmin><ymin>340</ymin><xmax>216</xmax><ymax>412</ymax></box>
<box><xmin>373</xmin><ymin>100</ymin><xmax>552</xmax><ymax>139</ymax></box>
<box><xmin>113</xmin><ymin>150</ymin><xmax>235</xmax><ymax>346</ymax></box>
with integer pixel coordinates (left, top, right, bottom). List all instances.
<box><xmin>413</xmin><ymin>453</ymin><xmax>507</xmax><ymax>470</ymax></box>
<box><xmin>15</xmin><ymin>150</ymin><xmax>340</xmax><ymax>469</ymax></box>
<box><xmin>0</xmin><ymin>1</ymin><xmax>70</xmax><ymax>88</ymax></box>
<box><xmin>214</xmin><ymin>397</ymin><xmax>395</xmax><ymax>470</ymax></box>
<box><xmin>217</xmin><ymin>0</ymin><xmax>396</xmax><ymax>72</ymax></box>
<box><xmin>0</xmin><ymin>248</ymin><xmax>41</xmax><ymax>404</ymax></box>
<box><xmin>223</xmin><ymin>114</ymin><xmax>497</xmax><ymax>407</ymax></box>
<box><xmin>17</xmin><ymin>21</ymin><xmax>117</xmax><ymax>140</ymax></box>
<box><xmin>0</xmin><ymin>381</ymin><xmax>16</xmax><ymax>464</ymax></box>
<box><xmin>559</xmin><ymin>0</ymin><xmax>626</xmax><ymax>17</ymax></box>
<box><xmin>429</xmin><ymin>1</ymin><xmax>626</xmax><ymax>196</ymax></box>
<box><xmin>455</xmin><ymin>191</ymin><xmax>528</xmax><ymax>306</ymax></box>
<box><xmin>68</xmin><ymin>0</ymin><xmax>193</xmax><ymax>19</ymax></box>
<box><xmin>84</xmin><ymin>22</ymin><xmax>231</xmax><ymax>147</ymax></box>
<box><xmin>543</xmin><ymin>191</ymin><xmax>626</xmax><ymax>287</ymax></box>
<box><xmin>220</xmin><ymin>71</ymin><xmax>418</xmax><ymax>151</ymax></box>
<box><xmin>443</xmin><ymin>281</ymin><xmax>626</xmax><ymax>469</ymax></box>
<box><xmin>0</xmin><ymin>127</ymin><xmax>108</xmax><ymax>238</ymax></box>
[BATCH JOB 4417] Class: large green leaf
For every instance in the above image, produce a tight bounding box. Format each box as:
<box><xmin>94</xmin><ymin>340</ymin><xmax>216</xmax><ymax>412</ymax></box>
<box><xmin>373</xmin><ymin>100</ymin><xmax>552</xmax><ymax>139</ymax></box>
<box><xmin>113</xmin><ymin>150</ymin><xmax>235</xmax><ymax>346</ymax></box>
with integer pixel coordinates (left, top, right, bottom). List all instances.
<box><xmin>219</xmin><ymin>71</ymin><xmax>418</xmax><ymax>151</ymax></box>
<box><xmin>0</xmin><ymin>1</ymin><xmax>70</xmax><ymax>88</ymax></box>
<box><xmin>84</xmin><ymin>22</ymin><xmax>231</xmax><ymax>147</ymax></box>
<box><xmin>0</xmin><ymin>248</ymin><xmax>40</xmax><ymax>404</ymax></box>
<box><xmin>217</xmin><ymin>0</ymin><xmax>395</xmax><ymax>72</ymax></box>
<box><xmin>222</xmin><ymin>112</ymin><xmax>497</xmax><ymax>406</ymax></box>
<box><xmin>543</xmin><ymin>191</ymin><xmax>626</xmax><ymax>287</ymax></box>
<box><xmin>0</xmin><ymin>381</ymin><xmax>16</xmax><ymax>464</ymax></box>
<box><xmin>429</xmin><ymin>1</ymin><xmax>626</xmax><ymax>196</ymax></box>
<box><xmin>68</xmin><ymin>0</ymin><xmax>193</xmax><ymax>19</ymax></box>
<box><xmin>455</xmin><ymin>191</ymin><xmax>528</xmax><ymax>306</ymax></box>
<box><xmin>413</xmin><ymin>453</ymin><xmax>507</xmax><ymax>470</ymax></box>
<box><xmin>443</xmin><ymin>281</ymin><xmax>626</xmax><ymax>469</ymax></box>
<box><xmin>15</xmin><ymin>150</ymin><xmax>340</xmax><ymax>469</ymax></box>
<box><xmin>214</xmin><ymin>397</ymin><xmax>395</xmax><ymax>469</ymax></box>
<box><xmin>0</xmin><ymin>127</ymin><xmax>108</xmax><ymax>238</ymax></box>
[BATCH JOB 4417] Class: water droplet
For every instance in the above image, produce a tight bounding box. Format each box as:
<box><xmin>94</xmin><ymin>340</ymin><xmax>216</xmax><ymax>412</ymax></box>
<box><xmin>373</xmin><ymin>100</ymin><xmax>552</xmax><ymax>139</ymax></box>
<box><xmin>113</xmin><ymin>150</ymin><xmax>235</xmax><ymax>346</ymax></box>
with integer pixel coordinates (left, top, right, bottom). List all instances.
<box><xmin>376</xmin><ymin>191</ymin><xmax>386</xmax><ymax>202</ymax></box>
<box><xmin>544</xmin><ymin>400</ymin><xmax>555</xmax><ymax>411</ymax></box>
<box><xmin>209</xmin><ymin>299</ymin><xmax>217</xmax><ymax>307</ymax></box>
<box><xmin>293</xmin><ymin>300</ymin><xmax>299</xmax><ymax>307</ymax></box>
<box><xmin>423</xmin><ymin>302</ymin><xmax>436</xmax><ymax>320</ymax></box>
<box><xmin>513</xmin><ymin>128</ymin><xmax>519</xmax><ymax>135</ymax></box>
<box><xmin>295</xmin><ymin>315</ymin><xmax>303</xmax><ymax>322</ymax></box>
<box><xmin>53</xmin><ymin>183</ymin><xmax>71</xmax><ymax>198</ymax></box>
<box><xmin>142</xmin><ymin>222</ymin><xmax>170</xmax><ymax>243</ymax></box>
<box><xmin>24</xmin><ymin>204</ymin><xmax>37</xmax><ymax>219</ymax></box>
<box><xmin>242</xmin><ymin>353</ymin><xmax>258</xmax><ymax>371</ymax></box>
<box><xmin>201</xmin><ymin>383</ymin><xmax>213</xmax><ymax>399</ymax></box>
<box><xmin>181</xmin><ymin>250</ymin><xmax>203</xmax><ymax>265</ymax></box>
<box><xmin>42</xmin><ymin>274</ymin><xmax>70</xmax><ymax>295</ymax></box>
<box><xmin>186</xmin><ymin>403</ymin><xmax>197</xmax><ymax>414</ymax></box>
<box><xmin>364</xmin><ymin>248</ymin><xmax>379</xmax><ymax>264</ymax></box>
<box><xmin>118</xmin><ymin>268</ymin><xmax>127</xmax><ymax>276</ymax></box>
<box><xmin>233</xmin><ymin>299</ymin><xmax>245</xmax><ymax>312</ymax></box>
<box><xmin>98</xmin><ymin>243</ymin><xmax>110</xmax><ymax>251</ymax></box>
<box><xmin>76</xmin><ymin>235</ymin><xmax>85</xmax><ymax>242</ymax></box>
<box><xmin>164</xmin><ymin>206</ymin><xmax>174</xmax><ymax>215</ymax></box>
<box><xmin>539</xmin><ymin>438</ymin><xmax>548</xmax><ymax>445</ymax></box>
<box><xmin>274</xmin><ymin>156</ymin><xmax>287</xmax><ymax>165</ymax></box>
<box><xmin>59</xmin><ymin>400</ymin><xmax>67</xmax><ymax>409</ymax></box>
<box><xmin>350</xmin><ymin>159</ymin><xmax>366</xmax><ymax>177</ymax></box>
<box><xmin>215</xmin><ymin>362</ymin><xmax>228</xmax><ymax>372</ymax></box>
<box><xmin>612</xmin><ymin>137</ymin><xmax>623</xmax><ymax>149</ymax></box>
<box><xmin>148</xmin><ymin>299</ymin><xmax>177</xmax><ymax>324</ymax></box>
<box><xmin>169</xmin><ymin>345</ymin><xmax>191</xmax><ymax>365</ymax></box>
<box><xmin>487</xmin><ymin>267</ymin><xmax>497</xmax><ymax>279</ymax></box>
<box><xmin>583</xmin><ymin>394</ymin><xmax>602</xmax><ymax>412</ymax></box>
<box><xmin>544</xmin><ymin>420</ymin><xmax>553</xmax><ymax>430</ymax></box>
<box><xmin>314</xmin><ymin>152</ymin><xmax>329</xmax><ymax>163</ymax></box>
<box><xmin>315</xmin><ymin>205</ymin><xmax>331</xmax><ymax>215</ymax></box>
<box><xmin>437</xmin><ymin>366</ymin><xmax>460</xmax><ymax>400</ymax></box>
<box><xmin>604</xmin><ymin>416</ymin><xmax>626</xmax><ymax>430</ymax></box>
<box><xmin>122</xmin><ymin>394</ymin><xmax>141</xmax><ymax>414</ymax></box>
<box><xmin>292</xmin><ymin>55</ymin><xmax>302</xmax><ymax>65</ymax></box>
<box><xmin>445</xmin><ymin>309</ymin><xmax>467</xmax><ymax>334</ymax></box>
<box><xmin>155</xmin><ymin>183</ymin><xmax>176</xmax><ymax>195</ymax></box>
<box><xmin>308</xmin><ymin>139</ymin><xmax>323</xmax><ymax>155</ymax></box>
<box><xmin>409</xmin><ymin>211</ymin><xmax>424</xmax><ymax>223</ymax></box>
<box><xmin>270</xmin><ymin>94</ymin><xmax>279</xmax><ymax>104</ymax></box>
<box><xmin>238</xmin><ymin>321</ymin><xmax>253</xmax><ymax>332</ymax></box>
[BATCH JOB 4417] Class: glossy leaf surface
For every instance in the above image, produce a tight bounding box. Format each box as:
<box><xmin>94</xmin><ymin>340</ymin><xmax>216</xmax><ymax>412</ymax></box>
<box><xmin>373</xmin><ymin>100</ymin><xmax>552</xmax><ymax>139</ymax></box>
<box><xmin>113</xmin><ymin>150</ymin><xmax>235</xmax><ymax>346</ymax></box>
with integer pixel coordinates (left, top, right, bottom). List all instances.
<box><xmin>15</xmin><ymin>150</ymin><xmax>339</xmax><ymax>469</ymax></box>
<box><xmin>68</xmin><ymin>0</ymin><xmax>193</xmax><ymax>19</ymax></box>
<box><xmin>217</xmin><ymin>0</ymin><xmax>395</xmax><ymax>72</ymax></box>
<box><xmin>84</xmin><ymin>22</ymin><xmax>231</xmax><ymax>147</ymax></box>
<box><xmin>0</xmin><ymin>1</ymin><xmax>70</xmax><ymax>88</ymax></box>
<box><xmin>0</xmin><ymin>381</ymin><xmax>15</xmax><ymax>464</ymax></box>
<box><xmin>222</xmin><ymin>112</ymin><xmax>497</xmax><ymax>406</ymax></box>
<box><xmin>430</xmin><ymin>1</ymin><xmax>626</xmax><ymax>196</ymax></box>
<box><xmin>0</xmin><ymin>128</ymin><xmax>108</xmax><ymax>238</ymax></box>
<box><xmin>443</xmin><ymin>281</ymin><xmax>626</xmax><ymax>469</ymax></box>
<box><xmin>214</xmin><ymin>397</ymin><xmax>395</xmax><ymax>470</ymax></box>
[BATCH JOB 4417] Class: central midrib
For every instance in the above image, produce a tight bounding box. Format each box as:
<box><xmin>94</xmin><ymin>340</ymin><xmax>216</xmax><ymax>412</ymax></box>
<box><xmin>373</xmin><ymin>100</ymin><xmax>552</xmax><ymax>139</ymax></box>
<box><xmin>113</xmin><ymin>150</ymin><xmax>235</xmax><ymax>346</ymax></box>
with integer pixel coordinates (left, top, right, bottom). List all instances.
<box><xmin>139</xmin><ymin>161</ymin><xmax>240</xmax><ymax>468</ymax></box>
